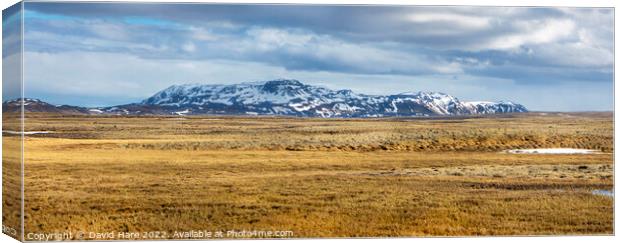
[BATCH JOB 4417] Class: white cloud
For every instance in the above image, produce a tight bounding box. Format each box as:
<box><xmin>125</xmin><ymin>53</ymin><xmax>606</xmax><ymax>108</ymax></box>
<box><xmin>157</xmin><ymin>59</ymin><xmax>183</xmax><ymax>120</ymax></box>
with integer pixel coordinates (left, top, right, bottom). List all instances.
<box><xmin>182</xmin><ymin>42</ymin><xmax>197</xmax><ymax>52</ymax></box>
<box><xmin>242</xmin><ymin>27</ymin><xmax>463</xmax><ymax>75</ymax></box>
<box><xmin>484</xmin><ymin>19</ymin><xmax>576</xmax><ymax>50</ymax></box>
<box><xmin>88</xmin><ymin>21</ymin><xmax>132</xmax><ymax>41</ymax></box>
<box><xmin>408</xmin><ymin>13</ymin><xmax>491</xmax><ymax>30</ymax></box>
<box><xmin>188</xmin><ymin>26</ymin><xmax>220</xmax><ymax>41</ymax></box>
<box><xmin>531</xmin><ymin>42</ymin><xmax>613</xmax><ymax>68</ymax></box>
<box><xmin>25</xmin><ymin>30</ymin><xmax>168</xmax><ymax>53</ymax></box>
<box><xmin>2</xmin><ymin>53</ymin><xmax>23</xmax><ymax>101</ymax></box>
<box><xmin>246</xmin><ymin>27</ymin><xmax>314</xmax><ymax>51</ymax></box>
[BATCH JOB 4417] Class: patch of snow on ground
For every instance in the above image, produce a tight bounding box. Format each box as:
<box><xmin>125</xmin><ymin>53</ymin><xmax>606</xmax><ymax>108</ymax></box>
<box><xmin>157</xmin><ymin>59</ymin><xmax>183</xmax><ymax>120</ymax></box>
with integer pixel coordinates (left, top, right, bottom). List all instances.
<box><xmin>3</xmin><ymin>131</ymin><xmax>53</xmax><ymax>135</ymax></box>
<box><xmin>592</xmin><ymin>190</ymin><xmax>614</xmax><ymax>198</ymax></box>
<box><xmin>506</xmin><ymin>148</ymin><xmax>600</xmax><ymax>154</ymax></box>
<box><xmin>174</xmin><ymin>109</ymin><xmax>190</xmax><ymax>116</ymax></box>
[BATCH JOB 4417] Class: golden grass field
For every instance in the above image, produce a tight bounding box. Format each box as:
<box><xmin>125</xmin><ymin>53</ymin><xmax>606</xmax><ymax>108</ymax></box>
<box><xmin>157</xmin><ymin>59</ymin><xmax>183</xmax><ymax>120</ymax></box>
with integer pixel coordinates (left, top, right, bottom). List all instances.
<box><xmin>2</xmin><ymin>112</ymin><xmax>614</xmax><ymax>239</ymax></box>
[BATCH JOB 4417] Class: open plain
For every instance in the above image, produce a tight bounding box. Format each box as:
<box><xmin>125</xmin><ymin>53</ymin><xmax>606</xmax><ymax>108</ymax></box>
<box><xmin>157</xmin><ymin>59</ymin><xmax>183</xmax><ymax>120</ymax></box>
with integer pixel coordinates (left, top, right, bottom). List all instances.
<box><xmin>2</xmin><ymin>112</ymin><xmax>614</xmax><ymax>238</ymax></box>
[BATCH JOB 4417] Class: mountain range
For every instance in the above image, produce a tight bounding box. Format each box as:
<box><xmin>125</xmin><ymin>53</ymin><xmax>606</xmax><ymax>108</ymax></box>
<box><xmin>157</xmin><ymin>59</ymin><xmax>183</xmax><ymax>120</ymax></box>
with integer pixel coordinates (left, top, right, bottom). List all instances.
<box><xmin>2</xmin><ymin>79</ymin><xmax>527</xmax><ymax>117</ymax></box>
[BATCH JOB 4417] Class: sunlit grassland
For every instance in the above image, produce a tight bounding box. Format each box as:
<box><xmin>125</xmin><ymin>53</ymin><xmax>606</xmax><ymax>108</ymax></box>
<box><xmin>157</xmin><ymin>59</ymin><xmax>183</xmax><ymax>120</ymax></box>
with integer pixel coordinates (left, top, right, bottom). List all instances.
<box><xmin>6</xmin><ymin>112</ymin><xmax>613</xmax><ymax>238</ymax></box>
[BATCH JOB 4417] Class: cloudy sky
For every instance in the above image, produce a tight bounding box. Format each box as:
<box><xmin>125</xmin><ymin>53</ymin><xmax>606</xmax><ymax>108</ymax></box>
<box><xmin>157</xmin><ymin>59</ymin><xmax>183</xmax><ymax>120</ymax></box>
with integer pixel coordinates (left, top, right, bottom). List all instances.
<box><xmin>4</xmin><ymin>2</ymin><xmax>614</xmax><ymax>110</ymax></box>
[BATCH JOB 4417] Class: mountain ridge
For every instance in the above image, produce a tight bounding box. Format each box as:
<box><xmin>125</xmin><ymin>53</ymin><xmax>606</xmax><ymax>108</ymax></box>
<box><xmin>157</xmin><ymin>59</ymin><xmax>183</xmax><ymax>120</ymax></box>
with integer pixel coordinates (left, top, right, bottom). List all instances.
<box><xmin>2</xmin><ymin>79</ymin><xmax>528</xmax><ymax>117</ymax></box>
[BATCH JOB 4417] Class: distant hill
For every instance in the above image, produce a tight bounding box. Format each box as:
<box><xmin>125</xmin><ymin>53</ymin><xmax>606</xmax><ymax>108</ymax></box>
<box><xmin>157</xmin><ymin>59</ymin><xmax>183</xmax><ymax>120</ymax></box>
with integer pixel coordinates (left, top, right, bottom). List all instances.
<box><xmin>2</xmin><ymin>98</ymin><xmax>91</xmax><ymax>114</ymax></box>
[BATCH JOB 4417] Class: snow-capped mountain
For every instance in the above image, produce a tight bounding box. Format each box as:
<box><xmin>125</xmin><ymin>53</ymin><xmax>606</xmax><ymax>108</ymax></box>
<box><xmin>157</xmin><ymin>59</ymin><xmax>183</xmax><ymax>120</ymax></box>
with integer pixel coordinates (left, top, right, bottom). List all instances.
<box><xmin>137</xmin><ymin>79</ymin><xmax>527</xmax><ymax>117</ymax></box>
<box><xmin>3</xmin><ymin>79</ymin><xmax>527</xmax><ymax>117</ymax></box>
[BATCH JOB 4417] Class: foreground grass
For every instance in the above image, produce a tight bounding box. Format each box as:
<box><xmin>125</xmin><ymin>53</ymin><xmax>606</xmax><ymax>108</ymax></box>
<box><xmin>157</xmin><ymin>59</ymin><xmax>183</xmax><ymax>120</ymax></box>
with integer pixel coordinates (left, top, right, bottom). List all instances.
<box><xmin>5</xmin><ymin>112</ymin><xmax>614</xmax><ymax>238</ymax></box>
<box><xmin>2</xmin><ymin>137</ymin><xmax>22</xmax><ymax>240</ymax></box>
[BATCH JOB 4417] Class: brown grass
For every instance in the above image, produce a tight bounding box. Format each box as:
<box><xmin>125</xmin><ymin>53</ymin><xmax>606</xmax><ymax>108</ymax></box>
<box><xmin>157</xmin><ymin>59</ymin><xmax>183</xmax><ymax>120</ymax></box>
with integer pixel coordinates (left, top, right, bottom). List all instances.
<box><xmin>3</xmin><ymin>112</ymin><xmax>613</xmax><ymax>239</ymax></box>
<box><xmin>2</xmin><ymin>137</ymin><xmax>22</xmax><ymax>240</ymax></box>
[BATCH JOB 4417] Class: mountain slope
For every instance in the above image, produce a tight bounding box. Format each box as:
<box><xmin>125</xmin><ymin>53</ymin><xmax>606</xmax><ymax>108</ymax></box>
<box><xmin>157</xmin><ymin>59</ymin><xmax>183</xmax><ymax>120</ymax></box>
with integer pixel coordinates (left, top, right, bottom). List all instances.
<box><xmin>3</xmin><ymin>79</ymin><xmax>527</xmax><ymax>117</ymax></box>
<box><xmin>139</xmin><ymin>79</ymin><xmax>527</xmax><ymax>117</ymax></box>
